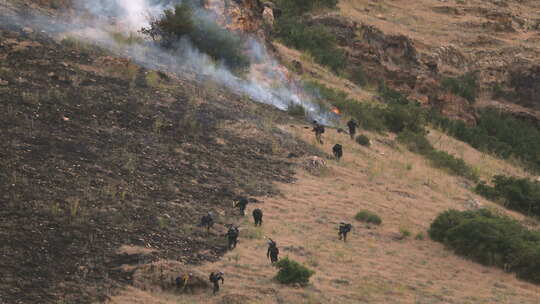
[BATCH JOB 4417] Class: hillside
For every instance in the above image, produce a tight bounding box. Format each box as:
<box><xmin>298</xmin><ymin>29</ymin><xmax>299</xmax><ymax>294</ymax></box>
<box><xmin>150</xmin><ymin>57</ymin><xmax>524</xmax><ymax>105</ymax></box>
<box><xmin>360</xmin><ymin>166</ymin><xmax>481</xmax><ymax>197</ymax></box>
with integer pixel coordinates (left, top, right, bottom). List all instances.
<box><xmin>273</xmin><ymin>0</ymin><xmax>540</xmax><ymax>123</ymax></box>
<box><xmin>107</xmin><ymin>126</ymin><xmax>540</xmax><ymax>304</ymax></box>
<box><xmin>2</xmin><ymin>0</ymin><xmax>540</xmax><ymax>303</ymax></box>
<box><xmin>0</xmin><ymin>2</ymin><xmax>320</xmax><ymax>303</ymax></box>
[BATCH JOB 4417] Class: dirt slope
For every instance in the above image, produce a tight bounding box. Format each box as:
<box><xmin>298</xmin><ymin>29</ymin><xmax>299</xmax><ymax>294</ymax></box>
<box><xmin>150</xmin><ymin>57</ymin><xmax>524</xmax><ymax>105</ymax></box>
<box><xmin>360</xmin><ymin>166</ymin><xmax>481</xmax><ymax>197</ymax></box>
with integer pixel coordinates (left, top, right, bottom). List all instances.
<box><xmin>107</xmin><ymin>126</ymin><xmax>539</xmax><ymax>304</ymax></box>
<box><xmin>0</xmin><ymin>10</ymin><xmax>321</xmax><ymax>304</ymax></box>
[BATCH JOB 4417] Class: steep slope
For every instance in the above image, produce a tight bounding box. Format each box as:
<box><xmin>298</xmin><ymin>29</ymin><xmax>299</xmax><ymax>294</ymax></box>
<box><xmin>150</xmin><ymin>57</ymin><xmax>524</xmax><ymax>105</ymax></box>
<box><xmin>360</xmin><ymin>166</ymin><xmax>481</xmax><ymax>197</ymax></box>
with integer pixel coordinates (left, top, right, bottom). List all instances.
<box><xmin>0</xmin><ymin>10</ymin><xmax>321</xmax><ymax>304</ymax></box>
<box><xmin>2</xmin><ymin>0</ymin><xmax>540</xmax><ymax>303</ymax></box>
<box><xmin>277</xmin><ymin>0</ymin><xmax>540</xmax><ymax>122</ymax></box>
<box><xmin>339</xmin><ymin>0</ymin><xmax>540</xmax><ymax>117</ymax></box>
<box><xmin>107</xmin><ymin>126</ymin><xmax>540</xmax><ymax>304</ymax></box>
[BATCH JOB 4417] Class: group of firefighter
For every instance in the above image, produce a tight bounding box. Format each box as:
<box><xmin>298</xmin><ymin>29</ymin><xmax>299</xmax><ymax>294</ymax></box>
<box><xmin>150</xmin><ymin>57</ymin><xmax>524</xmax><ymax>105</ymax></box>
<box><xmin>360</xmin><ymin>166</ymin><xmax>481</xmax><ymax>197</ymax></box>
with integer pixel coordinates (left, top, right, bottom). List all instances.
<box><xmin>183</xmin><ymin>118</ymin><xmax>360</xmax><ymax>295</ymax></box>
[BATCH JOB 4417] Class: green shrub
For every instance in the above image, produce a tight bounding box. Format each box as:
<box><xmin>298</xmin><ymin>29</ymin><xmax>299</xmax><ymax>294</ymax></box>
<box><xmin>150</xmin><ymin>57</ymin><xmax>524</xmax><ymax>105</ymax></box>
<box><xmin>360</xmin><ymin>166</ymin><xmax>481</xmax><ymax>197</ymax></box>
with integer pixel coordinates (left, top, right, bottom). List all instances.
<box><xmin>274</xmin><ymin>257</ymin><xmax>315</xmax><ymax>285</ymax></box>
<box><xmin>441</xmin><ymin>72</ymin><xmax>478</xmax><ymax>103</ymax></box>
<box><xmin>355</xmin><ymin>210</ymin><xmax>382</xmax><ymax>225</ymax></box>
<box><xmin>273</xmin><ymin>0</ymin><xmax>338</xmax><ymax>18</ymax></box>
<box><xmin>379</xmin><ymin>84</ymin><xmax>411</xmax><ymax>105</ymax></box>
<box><xmin>355</xmin><ymin>134</ymin><xmax>370</xmax><ymax>146</ymax></box>
<box><xmin>274</xmin><ymin>18</ymin><xmax>346</xmax><ymax>72</ymax></box>
<box><xmin>383</xmin><ymin>103</ymin><xmax>426</xmax><ymax>134</ymax></box>
<box><xmin>287</xmin><ymin>103</ymin><xmax>306</xmax><ymax>118</ymax></box>
<box><xmin>350</xmin><ymin>67</ymin><xmax>367</xmax><ymax>87</ymax></box>
<box><xmin>141</xmin><ymin>3</ymin><xmax>249</xmax><ymax>70</ymax></box>
<box><xmin>475</xmin><ymin>175</ymin><xmax>540</xmax><ymax>217</ymax></box>
<box><xmin>396</xmin><ymin>130</ymin><xmax>432</xmax><ymax>154</ymax></box>
<box><xmin>429</xmin><ymin>209</ymin><xmax>540</xmax><ymax>283</ymax></box>
<box><xmin>427</xmin><ymin>150</ymin><xmax>479</xmax><ymax>182</ymax></box>
<box><xmin>415</xmin><ymin>232</ymin><xmax>425</xmax><ymax>240</ymax></box>
<box><xmin>399</xmin><ymin>227</ymin><xmax>411</xmax><ymax>239</ymax></box>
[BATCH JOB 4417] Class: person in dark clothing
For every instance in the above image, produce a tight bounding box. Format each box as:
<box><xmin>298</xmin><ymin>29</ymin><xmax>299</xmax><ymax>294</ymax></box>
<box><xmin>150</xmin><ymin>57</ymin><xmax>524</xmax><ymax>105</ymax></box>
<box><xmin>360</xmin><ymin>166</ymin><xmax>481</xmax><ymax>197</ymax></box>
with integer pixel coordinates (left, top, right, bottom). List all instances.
<box><xmin>338</xmin><ymin>222</ymin><xmax>352</xmax><ymax>242</ymax></box>
<box><xmin>267</xmin><ymin>239</ymin><xmax>279</xmax><ymax>264</ymax></box>
<box><xmin>235</xmin><ymin>197</ymin><xmax>249</xmax><ymax>216</ymax></box>
<box><xmin>209</xmin><ymin>271</ymin><xmax>224</xmax><ymax>295</ymax></box>
<box><xmin>252</xmin><ymin>208</ymin><xmax>263</xmax><ymax>226</ymax></box>
<box><xmin>199</xmin><ymin>212</ymin><xmax>214</xmax><ymax>233</ymax></box>
<box><xmin>332</xmin><ymin>144</ymin><xmax>343</xmax><ymax>161</ymax></box>
<box><xmin>312</xmin><ymin>121</ymin><xmax>325</xmax><ymax>144</ymax></box>
<box><xmin>347</xmin><ymin>119</ymin><xmax>359</xmax><ymax>140</ymax></box>
<box><xmin>227</xmin><ymin>226</ymin><xmax>239</xmax><ymax>250</ymax></box>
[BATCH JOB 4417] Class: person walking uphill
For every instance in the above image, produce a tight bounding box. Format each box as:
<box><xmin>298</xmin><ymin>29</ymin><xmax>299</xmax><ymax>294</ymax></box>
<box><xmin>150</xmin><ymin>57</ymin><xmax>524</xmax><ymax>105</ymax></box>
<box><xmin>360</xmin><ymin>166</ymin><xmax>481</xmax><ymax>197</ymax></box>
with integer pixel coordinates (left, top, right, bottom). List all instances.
<box><xmin>209</xmin><ymin>271</ymin><xmax>224</xmax><ymax>295</ymax></box>
<box><xmin>227</xmin><ymin>226</ymin><xmax>239</xmax><ymax>250</ymax></box>
<box><xmin>347</xmin><ymin>119</ymin><xmax>359</xmax><ymax>140</ymax></box>
<box><xmin>338</xmin><ymin>222</ymin><xmax>352</xmax><ymax>242</ymax></box>
<box><xmin>267</xmin><ymin>239</ymin><xmax>279</xmax><ymax>264</ymax></box>
<box><xmin>235</xmin><ymin>197</ymin><xmax>249</xmax><ymax>216</ymax></box>
<box><xmin>312</xmin><ymin>120</ymin><xmax>325</xmax><ymax>144</ymax></box>
<box><xmin>252</xmin><ymin>208</ymin><xmax>263</xmax><ymax>226</ymax></box>
<box><xmin>199</xmin><ymin>212</ymin><xmax>214</xmax><ymax>233</ymax></box>
<box><xmin>333</xmin><ymin>144</ymin><xmax>343</xmax><ymax>161</ymax></box>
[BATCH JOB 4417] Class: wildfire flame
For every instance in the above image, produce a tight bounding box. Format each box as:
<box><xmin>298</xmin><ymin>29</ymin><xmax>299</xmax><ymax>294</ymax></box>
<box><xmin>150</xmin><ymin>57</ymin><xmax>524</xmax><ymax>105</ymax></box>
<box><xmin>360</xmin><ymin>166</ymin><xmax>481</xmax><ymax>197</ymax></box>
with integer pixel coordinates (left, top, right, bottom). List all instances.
<box><xmin>331</xmin><ymin>107</ymin><xmax>341</xmax><ymax>115</ymax></box>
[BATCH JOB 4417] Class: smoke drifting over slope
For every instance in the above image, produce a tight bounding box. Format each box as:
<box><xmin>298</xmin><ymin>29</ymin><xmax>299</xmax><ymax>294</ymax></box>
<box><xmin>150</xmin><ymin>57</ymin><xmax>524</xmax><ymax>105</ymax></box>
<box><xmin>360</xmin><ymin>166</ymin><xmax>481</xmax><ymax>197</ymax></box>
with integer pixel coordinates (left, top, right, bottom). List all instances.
<box><xmin>4</xmin><ymin>0</ymin><xmax>336</xmax><ymax>124</ymax></box>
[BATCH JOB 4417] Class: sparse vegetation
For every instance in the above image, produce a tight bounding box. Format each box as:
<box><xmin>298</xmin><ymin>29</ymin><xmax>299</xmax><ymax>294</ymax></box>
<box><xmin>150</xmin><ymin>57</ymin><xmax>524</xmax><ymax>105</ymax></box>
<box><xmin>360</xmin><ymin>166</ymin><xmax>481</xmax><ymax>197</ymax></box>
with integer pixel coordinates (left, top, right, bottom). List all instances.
<box><xmin>272</xmin><ymin>0</ymin><xmax>347</xmax><ymax>72</ymax></box>
<box><xmin>430</xmin><ymin>108</ymin><xmax>540</xmax><ymax>173</ymax></box>
<box><xmin>475</xmin><ymin>175</ymin><xmax>540</xmax><ymax>217</ymax></box>
<box><xmin>397</xmin><ymin>131</ymin><xmax>479</xmax><ymax>181</ymax></box>
<box><xmin>399</xmin><ymin>227</ymin><xmax>411</xmax><ymax>239</ymax></box>
<box><xmin>275</xmin><ymin>257</ymin><xmax>315</xmax><ymax>285</ymax></box>
<box><xmin>430</xmin><ymin>209</ymin><xmax>540</xmax><ymax>284</ymax></box>
<box><xmin>441</xmin><ymin>72</ymin><xmax>478</xmax><ymax>103</ymax></box>
<box><xmin>355</xmin><ymin>210</ymin><xmax>382</xmax><ymax>225</ymax></box>
<box><xmin>274</xmin><ymin>19</ymin><xmax>346</xmax><ymax>72</ymax></box>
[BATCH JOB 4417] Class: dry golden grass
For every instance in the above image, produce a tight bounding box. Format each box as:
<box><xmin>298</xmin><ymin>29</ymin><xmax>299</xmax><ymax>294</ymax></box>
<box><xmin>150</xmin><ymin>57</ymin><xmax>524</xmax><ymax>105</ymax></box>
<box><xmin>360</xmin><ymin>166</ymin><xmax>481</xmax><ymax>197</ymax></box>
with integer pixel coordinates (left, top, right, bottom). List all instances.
<box><xmin>427</xmin><ymin>129</ymin><xmax>531</xmax><ymax>182</ymax></box>
<box><xmin>109</xmin><ymin>125</ymin><xmax>540</xmax><ymax>304</ymax></box>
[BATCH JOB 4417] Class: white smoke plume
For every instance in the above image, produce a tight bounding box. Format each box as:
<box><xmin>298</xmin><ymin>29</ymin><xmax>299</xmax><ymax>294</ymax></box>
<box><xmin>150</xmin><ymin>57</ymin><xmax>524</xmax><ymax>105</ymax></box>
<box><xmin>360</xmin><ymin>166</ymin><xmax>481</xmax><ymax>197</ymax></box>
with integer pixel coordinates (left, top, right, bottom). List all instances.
<box><xmin>2</xmin><ymin>0</ymin><xmax>337</xmax><ymax>125</ymax></box>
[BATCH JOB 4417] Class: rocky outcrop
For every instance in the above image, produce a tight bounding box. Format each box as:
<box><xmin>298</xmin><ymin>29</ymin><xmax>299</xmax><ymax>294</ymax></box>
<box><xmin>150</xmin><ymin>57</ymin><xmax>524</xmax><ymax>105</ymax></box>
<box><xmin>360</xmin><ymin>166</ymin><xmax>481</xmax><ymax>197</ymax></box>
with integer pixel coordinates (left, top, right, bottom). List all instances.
<box><xmin>429</xmin><ymin>93</ymin><xmax>478</xmax><ymax>126</ymax></box>
<box><xmin>206</xmin><ymin>0</ymin><xmax>266</xmax><ymax>38</ymax></box>
<box><xmin>509</xmin><ymin>64</ymin><xmax>540</xmax><ymax>109</ymax></box>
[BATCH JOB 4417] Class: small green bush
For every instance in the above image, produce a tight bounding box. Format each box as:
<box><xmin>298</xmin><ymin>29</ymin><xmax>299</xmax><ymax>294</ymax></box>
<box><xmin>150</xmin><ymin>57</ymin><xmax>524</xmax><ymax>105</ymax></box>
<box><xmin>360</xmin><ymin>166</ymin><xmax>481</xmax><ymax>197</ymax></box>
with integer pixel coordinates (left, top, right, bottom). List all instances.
<box><xmin>399</xmin><ymin>227</ymin><xmax>411</xmax><ymax>239</ymax></box>
<box><xmin>415</xmin><ymin>232</ymin><xmax>425</xmax><ymax>240</ymax></box>
<box><xmin>355</xmin><ymin>134</ymin><xmax>370</xmax><ymax>146</ymax></box>
<box><xmin>355</xmin><ymin>210</ymin><xmax>382</xmax><ymax>225</ymax></box>
<box><xmin>429</xmin><ymin>209</ymin><xmax>540</xmax><ymax>283</ymax></box>
<box><xmin>441</xmin><ymin>72</ymin><xmax>478</xmax><ymax>103</ymax></box>
<box><xmin>274</xmin><ymin>257</ymin><xmax>315</xmax><ymax>285</ymax></box>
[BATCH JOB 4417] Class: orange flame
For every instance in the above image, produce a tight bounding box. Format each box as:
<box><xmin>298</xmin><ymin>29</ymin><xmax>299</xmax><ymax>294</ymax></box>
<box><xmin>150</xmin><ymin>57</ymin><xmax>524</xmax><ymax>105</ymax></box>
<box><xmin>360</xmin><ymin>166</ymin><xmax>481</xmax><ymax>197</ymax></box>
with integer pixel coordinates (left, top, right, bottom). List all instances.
<box><xmin>331</xmin><ymin>108</ymin><xmax>341</xmax><ymax>115</ymax></box>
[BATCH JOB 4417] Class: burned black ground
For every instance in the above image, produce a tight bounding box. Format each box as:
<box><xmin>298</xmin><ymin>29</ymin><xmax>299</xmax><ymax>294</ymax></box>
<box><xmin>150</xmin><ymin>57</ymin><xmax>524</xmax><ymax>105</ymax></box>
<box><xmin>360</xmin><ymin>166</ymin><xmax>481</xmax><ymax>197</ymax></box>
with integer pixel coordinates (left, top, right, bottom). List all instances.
<box><xmin>0</xmin><ymin>19</ymin><xmax>320</xmax><ymax>304</ymax></box>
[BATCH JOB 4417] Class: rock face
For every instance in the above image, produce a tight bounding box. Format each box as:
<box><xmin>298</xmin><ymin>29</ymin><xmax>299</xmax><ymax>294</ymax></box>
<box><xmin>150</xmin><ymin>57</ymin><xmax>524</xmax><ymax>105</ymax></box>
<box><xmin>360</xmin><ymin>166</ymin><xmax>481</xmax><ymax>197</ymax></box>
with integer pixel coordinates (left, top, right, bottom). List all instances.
<box><xmin>509</xmin><ymin>64</ymin><xmax>540</xmax><ymax>109</ymax></box>
<box><xmin>305</xmin><ymin>10</ymin><xmax>540</xmax><ymax>124</ymax></box>
<box><xmin>429</xmin><ymin>93</ymin><xmax>478</xmax><ymax>126</ymax></box>
<box><xmin>206</xmin><ymin>0</ymin><xmax>266</xmax><ymax>38</ymax></box>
